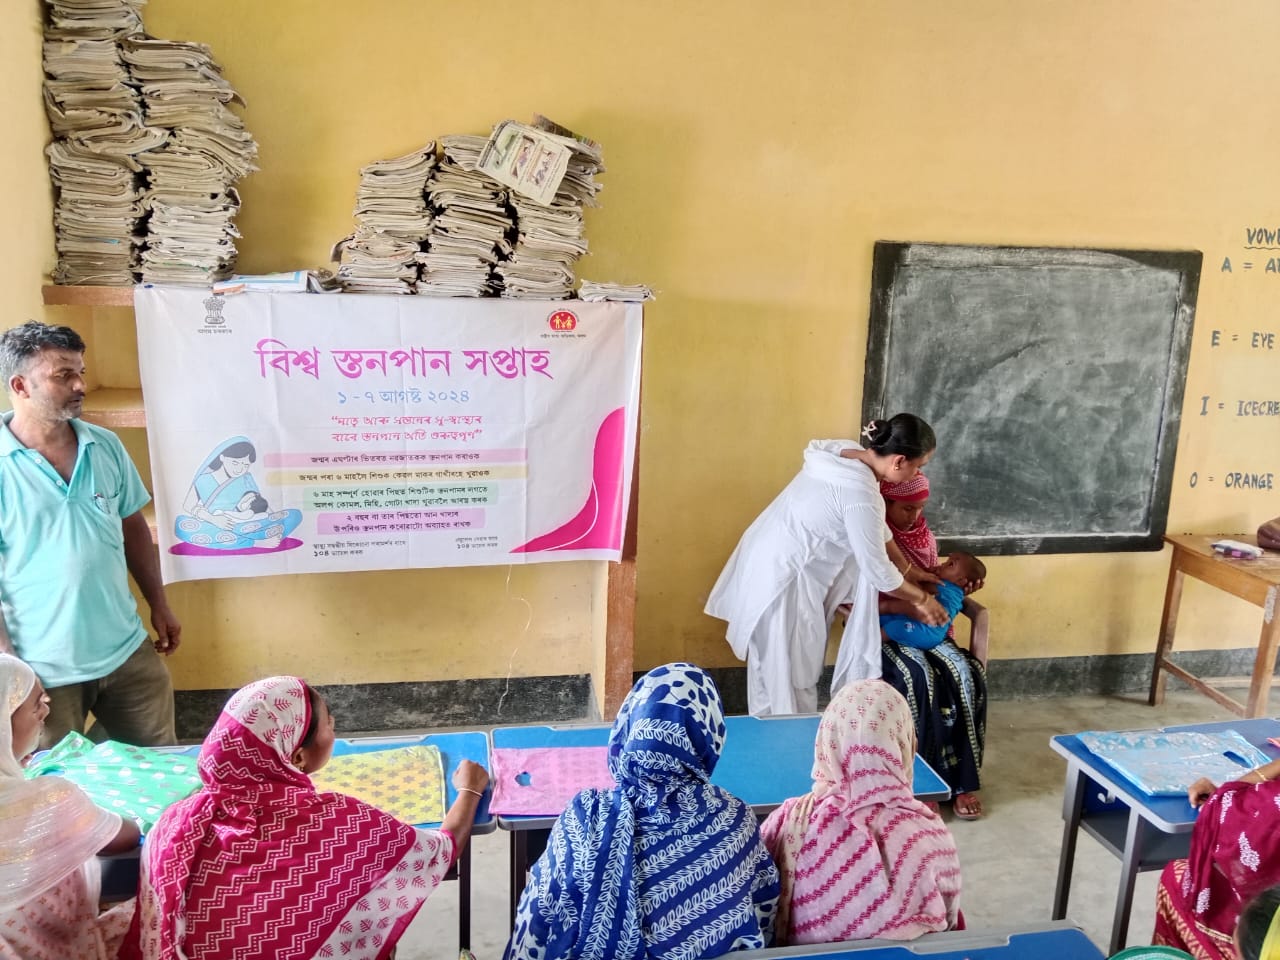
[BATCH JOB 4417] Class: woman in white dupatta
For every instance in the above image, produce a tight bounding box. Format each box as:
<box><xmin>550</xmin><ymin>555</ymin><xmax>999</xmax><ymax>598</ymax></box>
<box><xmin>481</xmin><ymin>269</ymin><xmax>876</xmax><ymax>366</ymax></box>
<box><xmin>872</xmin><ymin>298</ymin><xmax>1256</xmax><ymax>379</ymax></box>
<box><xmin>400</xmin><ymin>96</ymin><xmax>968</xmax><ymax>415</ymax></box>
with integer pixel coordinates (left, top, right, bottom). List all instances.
<box><xmin>705</xmin><ymin>414</ymin><xmax>947</xmax><ymax>716</ymax></box>
<box><xmin>0</xmin><ymin>653</ymin><xmax>139</xmax><ymax>960</ymax></box>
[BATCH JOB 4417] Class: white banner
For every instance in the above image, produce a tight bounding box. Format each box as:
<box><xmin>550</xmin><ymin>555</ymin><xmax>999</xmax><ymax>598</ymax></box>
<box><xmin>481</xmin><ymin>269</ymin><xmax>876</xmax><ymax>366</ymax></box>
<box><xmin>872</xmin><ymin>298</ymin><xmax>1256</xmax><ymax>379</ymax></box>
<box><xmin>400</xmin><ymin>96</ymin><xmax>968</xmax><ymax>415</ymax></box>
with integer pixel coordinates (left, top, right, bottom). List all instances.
<box><xmin>135</xmin><ymin>287</ymin><xmax>642</xmax><ymax>584</ymax></box>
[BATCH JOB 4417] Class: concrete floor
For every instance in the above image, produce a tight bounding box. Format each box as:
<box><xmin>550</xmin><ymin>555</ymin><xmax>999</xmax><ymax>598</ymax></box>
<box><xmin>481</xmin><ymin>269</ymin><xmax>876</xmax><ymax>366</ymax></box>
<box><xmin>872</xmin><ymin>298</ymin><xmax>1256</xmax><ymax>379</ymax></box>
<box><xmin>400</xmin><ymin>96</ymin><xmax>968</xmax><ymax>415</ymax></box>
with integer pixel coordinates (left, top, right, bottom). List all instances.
<box><xmin>393</xmin><ymin>687</ymin><xmax>1239</xmax><ymax>959</ymax></box>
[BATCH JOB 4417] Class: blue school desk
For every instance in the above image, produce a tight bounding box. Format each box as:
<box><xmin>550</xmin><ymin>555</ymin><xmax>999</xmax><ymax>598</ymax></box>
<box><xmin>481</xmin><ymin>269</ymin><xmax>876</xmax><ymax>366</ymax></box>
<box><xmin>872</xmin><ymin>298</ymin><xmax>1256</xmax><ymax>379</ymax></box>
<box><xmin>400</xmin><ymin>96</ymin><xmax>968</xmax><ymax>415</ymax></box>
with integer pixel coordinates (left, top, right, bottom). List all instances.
<box><xmin>1050</xmin><ymin>716</ymin><xmax>1280</xmax><ymax>955</ymax></box>
<box><xmin>492</xmin><ymin>713</ymin><xmax>952</xmax><ymax>924</ymax></box>
<box><xmin>731</xmin><ymin>921</ymin><xmax>1102</xmax><ymax>960</ymax></box>
<box><xmin>98</xmin><ymin>731</ymin><xmax>492</xmax><ymax>952</ymax></box>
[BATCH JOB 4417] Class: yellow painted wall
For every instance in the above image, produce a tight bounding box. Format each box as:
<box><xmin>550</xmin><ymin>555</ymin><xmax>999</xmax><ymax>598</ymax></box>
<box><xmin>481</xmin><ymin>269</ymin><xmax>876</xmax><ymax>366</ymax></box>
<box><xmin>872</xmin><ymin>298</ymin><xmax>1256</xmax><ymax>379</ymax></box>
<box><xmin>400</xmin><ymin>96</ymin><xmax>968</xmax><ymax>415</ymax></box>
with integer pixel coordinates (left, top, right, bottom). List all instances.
<box><xmin>12</xmin><ymin>1</ymin><xmax>1280</xmax><ymax>693</ymax></box>
<box><xmin>2</xmin><ymin>3</ymin><xmax>54</xmax><ymax>325</ymax></box>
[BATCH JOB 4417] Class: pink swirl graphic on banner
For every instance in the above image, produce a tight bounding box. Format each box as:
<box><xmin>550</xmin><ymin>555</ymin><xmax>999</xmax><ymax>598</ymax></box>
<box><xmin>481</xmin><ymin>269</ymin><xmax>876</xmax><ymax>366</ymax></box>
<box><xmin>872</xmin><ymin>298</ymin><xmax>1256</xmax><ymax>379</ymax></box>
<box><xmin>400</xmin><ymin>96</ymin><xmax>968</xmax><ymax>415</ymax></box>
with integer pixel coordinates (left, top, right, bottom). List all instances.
<box><xmin>512</xmin><ymin>407</ymin><xmax>626</xmax><ymax>553</ymax></box>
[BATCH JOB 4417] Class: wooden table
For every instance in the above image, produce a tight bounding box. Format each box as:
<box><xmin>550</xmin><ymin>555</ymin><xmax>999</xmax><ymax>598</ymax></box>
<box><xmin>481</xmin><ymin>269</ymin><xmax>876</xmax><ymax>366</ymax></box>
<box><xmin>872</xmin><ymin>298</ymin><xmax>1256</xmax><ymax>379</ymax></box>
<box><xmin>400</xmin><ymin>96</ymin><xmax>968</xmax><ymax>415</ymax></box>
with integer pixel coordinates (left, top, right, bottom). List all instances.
<box><xmin>1149</xmin><ymin>534</ymin><xmax>1280</xmax><ymax>717</ymax></box>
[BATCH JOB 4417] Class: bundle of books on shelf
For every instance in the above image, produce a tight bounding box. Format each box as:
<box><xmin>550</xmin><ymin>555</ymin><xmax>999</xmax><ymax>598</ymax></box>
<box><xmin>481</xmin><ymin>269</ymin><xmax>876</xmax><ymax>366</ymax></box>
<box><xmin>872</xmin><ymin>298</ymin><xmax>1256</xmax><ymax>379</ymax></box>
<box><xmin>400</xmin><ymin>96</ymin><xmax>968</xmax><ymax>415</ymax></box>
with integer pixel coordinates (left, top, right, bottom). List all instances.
<box><xmin>335</xmin><ymin>146</ymin><xmax>436</xmax><ymax>294</ymax></box>
<box><xmin>123</xmin><ymin>38</ymin><xmax>258</xmax><ymax>284</ymax></box>
<box><xmin>417</xmin><ymin>136</ymin><xmax>514</xmax><ymax>297</ymax></box>
<box><xmin>42</xmin><ymin>0</ymin><xmax>256</xmax><ymax>285</ymax></box>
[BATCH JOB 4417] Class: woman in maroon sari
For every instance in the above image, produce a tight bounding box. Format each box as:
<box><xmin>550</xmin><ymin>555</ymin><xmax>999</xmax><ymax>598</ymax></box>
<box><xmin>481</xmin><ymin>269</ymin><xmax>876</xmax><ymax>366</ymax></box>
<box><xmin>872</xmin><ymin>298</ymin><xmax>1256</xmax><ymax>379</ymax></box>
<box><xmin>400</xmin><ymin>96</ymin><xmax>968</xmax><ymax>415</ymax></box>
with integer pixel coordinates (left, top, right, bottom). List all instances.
<box><xmin>1153</xmin><ymin>757</ymin><xmax>1280</xmax><ymax>960</ymax></box>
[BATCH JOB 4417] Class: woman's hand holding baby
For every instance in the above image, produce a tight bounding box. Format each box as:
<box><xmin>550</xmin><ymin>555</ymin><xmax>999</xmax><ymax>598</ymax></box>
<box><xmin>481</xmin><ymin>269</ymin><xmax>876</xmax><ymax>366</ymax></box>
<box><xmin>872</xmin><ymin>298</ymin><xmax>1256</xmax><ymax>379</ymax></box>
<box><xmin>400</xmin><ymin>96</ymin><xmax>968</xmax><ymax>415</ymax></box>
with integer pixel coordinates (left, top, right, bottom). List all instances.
<box><xmin>202</xmin><ymin>510</ymin><xmax>236</xmax><ymax>530</ymax></box>
<box><xmin>905</xmin><ymin>566</ymin><xmax>942</xmax><ymax>588</ymax></box>
<box><xmin>913</xmin><ymin>594</ymin><xmax>948</xmax><ymax>626</ymax></box>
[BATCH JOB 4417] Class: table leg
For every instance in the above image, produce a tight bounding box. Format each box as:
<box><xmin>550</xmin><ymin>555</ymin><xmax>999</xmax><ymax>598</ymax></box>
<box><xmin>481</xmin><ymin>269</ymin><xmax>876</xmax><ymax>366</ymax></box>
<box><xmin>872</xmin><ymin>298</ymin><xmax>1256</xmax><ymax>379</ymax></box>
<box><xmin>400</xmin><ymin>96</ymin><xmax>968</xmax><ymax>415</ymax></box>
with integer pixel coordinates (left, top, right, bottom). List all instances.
<box><xmin>457</xmin><ymin>844</ymin><xmax>471</xmax><ymax>951</ymax></box>
<box><xmin>1149</xmin><ymin>560</ymin><xmax>1186</xmax><ymax>706</ymax></box>
<box><xmin>1110</xmin><ymin>809</ymin><xmax>1147</xmax><ymax>954</ymax></box>
<box><xmin>1052</xmin><ymin>764</ymin><xmax>1087</xmax><ymax>920</ymax></box>
<box><xmin>509</xmin><ymin>830</ymin><xmax>526</xmax><ymax>931</ymax></box>
<box><xmin>1247</xmin><ymin>587</ymin><xmax>1280</xmax><ymax>719</ymax></box>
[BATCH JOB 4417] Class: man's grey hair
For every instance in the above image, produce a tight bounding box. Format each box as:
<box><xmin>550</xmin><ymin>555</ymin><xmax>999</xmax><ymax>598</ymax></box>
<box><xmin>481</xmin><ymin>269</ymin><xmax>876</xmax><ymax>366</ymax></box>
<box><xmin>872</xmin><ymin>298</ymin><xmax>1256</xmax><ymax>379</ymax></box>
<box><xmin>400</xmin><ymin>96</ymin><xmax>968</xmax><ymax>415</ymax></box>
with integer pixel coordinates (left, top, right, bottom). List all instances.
<box><xmin>0</xmin><ymin>321</ymin><xmax>86</xmax><ymax>386</ymax></box>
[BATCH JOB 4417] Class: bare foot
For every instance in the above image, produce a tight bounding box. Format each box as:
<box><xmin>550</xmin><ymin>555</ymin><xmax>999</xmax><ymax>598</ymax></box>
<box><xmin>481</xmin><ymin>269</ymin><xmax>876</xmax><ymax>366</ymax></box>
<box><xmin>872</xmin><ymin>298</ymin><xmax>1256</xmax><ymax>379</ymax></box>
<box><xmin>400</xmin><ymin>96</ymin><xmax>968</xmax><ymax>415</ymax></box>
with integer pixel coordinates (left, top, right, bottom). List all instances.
<box><xmin>953</xmin><ymin>792</ymin><xmax>983</xmax><ymax>820</ymax></box>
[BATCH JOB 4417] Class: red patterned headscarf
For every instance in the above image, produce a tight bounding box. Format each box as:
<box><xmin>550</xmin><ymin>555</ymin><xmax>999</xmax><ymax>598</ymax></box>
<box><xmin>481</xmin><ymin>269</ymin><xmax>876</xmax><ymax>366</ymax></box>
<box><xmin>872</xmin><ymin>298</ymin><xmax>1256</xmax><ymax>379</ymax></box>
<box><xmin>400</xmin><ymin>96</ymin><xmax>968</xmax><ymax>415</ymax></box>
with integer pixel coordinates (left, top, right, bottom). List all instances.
<box><xmin>881</xmin><ymin>474</ymin><xmax>936</xmax><ymax>570</ymax></box>
<box><xmin>122</xmin><ymin>677</ymin><xmax>443</xmax><ymax>960</ymax></box>
<box><xmin>880</xmin><ymin>473</ymin><xmax>930</xmax><ymax>504</ymax></box>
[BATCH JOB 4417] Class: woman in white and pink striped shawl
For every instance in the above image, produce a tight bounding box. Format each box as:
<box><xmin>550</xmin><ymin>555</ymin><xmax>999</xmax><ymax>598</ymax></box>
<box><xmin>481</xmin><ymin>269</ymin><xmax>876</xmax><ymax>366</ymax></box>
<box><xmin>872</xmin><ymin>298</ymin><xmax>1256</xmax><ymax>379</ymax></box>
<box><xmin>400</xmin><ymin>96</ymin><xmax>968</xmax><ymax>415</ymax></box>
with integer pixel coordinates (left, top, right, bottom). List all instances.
<box><xmin>759</xmin><ymin>680</ymin><xmax>962</xmax><ymax>946</ymax></box>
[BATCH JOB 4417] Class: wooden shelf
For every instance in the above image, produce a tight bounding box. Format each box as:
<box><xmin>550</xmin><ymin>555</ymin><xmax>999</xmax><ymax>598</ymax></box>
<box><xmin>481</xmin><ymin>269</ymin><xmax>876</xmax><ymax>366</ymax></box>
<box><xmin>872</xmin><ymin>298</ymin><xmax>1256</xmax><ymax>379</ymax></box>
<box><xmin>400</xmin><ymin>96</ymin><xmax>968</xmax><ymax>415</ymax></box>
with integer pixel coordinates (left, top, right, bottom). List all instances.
<box><xmin>82</xmin><ymin>388</ymin><xmax>146</xmax><ymax>428</ymax></box>
<box><xmin>42</xmin><ymin>283</ymin><xmax>136</xmax><ymax>307</ymax></box>
<box><xmin>42</xmin><ymin>286</ymin><xmax>154</xmax><ymax>542</ymax></box>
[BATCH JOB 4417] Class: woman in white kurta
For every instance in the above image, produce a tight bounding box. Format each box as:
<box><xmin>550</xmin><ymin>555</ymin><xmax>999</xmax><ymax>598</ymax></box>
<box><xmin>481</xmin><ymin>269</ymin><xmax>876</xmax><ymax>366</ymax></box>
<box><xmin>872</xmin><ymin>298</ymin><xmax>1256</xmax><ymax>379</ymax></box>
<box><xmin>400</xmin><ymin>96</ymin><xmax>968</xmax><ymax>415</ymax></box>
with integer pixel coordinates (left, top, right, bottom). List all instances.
<box><xmin>705</xmin><ymin>415</ymin><xmax>947</xmax><ymax>716</ymax></box>
<box><xmin>0</xmin><ymin>653</ymin><xmax>140</xmax><ymax>960</ymax></box>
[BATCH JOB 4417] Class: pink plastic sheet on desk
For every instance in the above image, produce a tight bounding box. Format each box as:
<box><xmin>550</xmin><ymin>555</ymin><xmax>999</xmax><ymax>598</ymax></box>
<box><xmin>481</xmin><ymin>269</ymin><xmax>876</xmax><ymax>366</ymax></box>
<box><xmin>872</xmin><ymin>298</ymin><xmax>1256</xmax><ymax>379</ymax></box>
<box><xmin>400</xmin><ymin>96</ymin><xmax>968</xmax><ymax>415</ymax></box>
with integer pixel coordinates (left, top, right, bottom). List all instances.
<box><xmin>488</xmin><ymin>746</ymin><xmax>616</xmax><ymax>815</ymax></box>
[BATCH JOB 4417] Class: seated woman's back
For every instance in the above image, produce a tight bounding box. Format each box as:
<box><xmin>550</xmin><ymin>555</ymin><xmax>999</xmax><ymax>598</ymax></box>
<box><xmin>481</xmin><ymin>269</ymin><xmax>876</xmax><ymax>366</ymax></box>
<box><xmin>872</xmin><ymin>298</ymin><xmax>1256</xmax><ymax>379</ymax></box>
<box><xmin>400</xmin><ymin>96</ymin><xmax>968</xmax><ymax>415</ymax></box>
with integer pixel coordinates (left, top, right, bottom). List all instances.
<box><xmin>505</xmin><ymin>663</ymin><xmax>780</xmax><ymax>960</ymax></box>
<box><xmin>1154</xmin><ymin>762</ymin><xmax>1280</xmax><ymax>960</ymax></box>
<box><xmin>0</xmin><ymin>653</ymin><xmax>138</xmax><ymax>960</ymax></box>
<box><xmin>121</xmin><ymin>677</ymin><xmax>457</xmax><ymax>960</ymax></box>
<box><xmin>760</xmin><ymin>680</ymin><xmax>962</xmax><ymax>945</ymax></box>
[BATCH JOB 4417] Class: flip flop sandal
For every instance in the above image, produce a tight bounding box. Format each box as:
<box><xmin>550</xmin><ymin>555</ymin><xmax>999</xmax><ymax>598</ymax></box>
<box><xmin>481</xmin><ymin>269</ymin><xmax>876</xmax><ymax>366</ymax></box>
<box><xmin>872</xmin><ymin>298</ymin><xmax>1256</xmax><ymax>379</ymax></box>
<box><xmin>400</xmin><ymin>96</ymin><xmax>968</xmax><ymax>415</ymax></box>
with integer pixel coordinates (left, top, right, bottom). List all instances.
<box><xmin>952</xmin><ymin>793</ymin><xmax>983</xmax><ymax>820</ymax></box>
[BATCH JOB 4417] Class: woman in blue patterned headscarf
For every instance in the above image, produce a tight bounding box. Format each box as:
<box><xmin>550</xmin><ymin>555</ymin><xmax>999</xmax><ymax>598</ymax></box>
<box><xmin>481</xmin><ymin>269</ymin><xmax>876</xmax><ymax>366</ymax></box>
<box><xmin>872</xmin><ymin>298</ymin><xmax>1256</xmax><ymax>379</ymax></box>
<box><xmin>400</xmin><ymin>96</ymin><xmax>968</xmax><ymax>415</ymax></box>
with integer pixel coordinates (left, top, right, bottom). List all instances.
<box><xmin>504</xmin><ymin>663</ymin><xmax>780</xmax><ymax>960</ymax></box>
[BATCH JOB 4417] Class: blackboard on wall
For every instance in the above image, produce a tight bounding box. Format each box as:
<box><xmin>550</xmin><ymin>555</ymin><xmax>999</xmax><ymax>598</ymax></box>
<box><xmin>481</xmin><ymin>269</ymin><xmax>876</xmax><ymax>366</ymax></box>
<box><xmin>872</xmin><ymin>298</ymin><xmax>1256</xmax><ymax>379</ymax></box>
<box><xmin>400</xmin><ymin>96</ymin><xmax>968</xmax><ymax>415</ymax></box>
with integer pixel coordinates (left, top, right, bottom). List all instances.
<box><xmin>862</xmin><ymin>242</ymin><xmax>1201</xmax><ymax>555</ymax></box>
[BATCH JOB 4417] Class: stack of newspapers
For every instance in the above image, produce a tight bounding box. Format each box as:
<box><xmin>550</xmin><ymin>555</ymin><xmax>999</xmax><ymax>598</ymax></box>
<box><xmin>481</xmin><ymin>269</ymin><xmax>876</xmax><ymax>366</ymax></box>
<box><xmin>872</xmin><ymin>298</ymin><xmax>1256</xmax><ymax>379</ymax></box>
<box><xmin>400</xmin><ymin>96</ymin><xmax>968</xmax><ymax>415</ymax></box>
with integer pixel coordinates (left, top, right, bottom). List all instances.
<box><xmin>41</xmin><ymin>0</ymin><xmax>258</xmax><ymax>286</ymax></box>
<box><xmin>489</xmin><ymin>120</ymin><xmax>604</xmax><ymax>300</ymax></box>
<box><xmin>417</xmin><ymin>136</ymin><xmax>513</xmax><ymax>297</ymax></box>
<box><xmin>42</xmin><ymin>0</ymin><xmax>153</xmax><ymax>284</ymax></box>
<box><xmin>577</xmin><ymin>281</ymin><xmax>655</xmax><ymax>302</ymax></box>
<box><xmin>122</xmin><ymin>37</ymin><xmax>257</xmax><ymax>284</ymax></box>
<box><xmin>336</xmin><ymin>146</ymin><xmax>436</xmax><ymax>294</ymax></box>
<box><xmin>44</xmin><ymin>0</ymin><xmax>142</xmax><ymax>38</ymax></box>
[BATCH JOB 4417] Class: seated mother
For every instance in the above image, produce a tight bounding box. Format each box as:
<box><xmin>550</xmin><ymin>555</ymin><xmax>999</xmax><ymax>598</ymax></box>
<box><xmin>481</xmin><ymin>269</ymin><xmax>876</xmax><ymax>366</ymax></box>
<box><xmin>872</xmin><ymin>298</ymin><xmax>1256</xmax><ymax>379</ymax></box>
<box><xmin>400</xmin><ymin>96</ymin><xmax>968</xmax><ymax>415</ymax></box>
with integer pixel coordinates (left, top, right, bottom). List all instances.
<box><xmin>759</xmin><ymin>679</ymin><xmax>962</xmax><ymax>944</ymax></box>
<box><xmin>0</xmin><ymin>653</ymin><xmax>140</xmax><ymax>959</ymax></box>
<box><xmin>174</xmin><ymin>437</ymin><xmax>301</xmax><ymax>550</ymax></box>
<box><xmin>121</xmin><ymin>676</ymin><xmax>489</xmax><ymax>960</ymax></box>
<box><xmin>879</xmin><ymin>473</ymin><xmax>988</xmax><ymax>820</ymax></box>
<box><xmin>505</xmin><ymin>663</ymin><xmax>780</xmax><ymax>960</ymax></box>
<box><xmin>1153</xmin><ymin>757</ymin><xmax>1280</xmax><ymax>960</ymax></box>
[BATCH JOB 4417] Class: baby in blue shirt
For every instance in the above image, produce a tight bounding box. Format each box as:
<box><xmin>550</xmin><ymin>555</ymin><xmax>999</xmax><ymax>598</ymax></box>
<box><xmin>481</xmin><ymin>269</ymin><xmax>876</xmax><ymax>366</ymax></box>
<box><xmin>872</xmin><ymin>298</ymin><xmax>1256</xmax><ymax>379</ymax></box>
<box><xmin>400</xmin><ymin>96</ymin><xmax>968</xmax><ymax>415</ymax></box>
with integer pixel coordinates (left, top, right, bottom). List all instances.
<box><xmin>880</xmin><ymin>552</ymin><xmax>987</xmax><ymax>650</ymax></box>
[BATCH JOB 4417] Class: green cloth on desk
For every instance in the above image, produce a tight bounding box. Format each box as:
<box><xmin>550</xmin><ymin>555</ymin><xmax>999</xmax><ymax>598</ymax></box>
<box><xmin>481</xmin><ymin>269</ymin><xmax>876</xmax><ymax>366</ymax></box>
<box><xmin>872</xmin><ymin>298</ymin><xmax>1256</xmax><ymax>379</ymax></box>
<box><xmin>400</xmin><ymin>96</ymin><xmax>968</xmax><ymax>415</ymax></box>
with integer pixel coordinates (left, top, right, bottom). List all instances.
<box><xmin>25</xmin><ymin>731</ymin><xmax>201</xmax><ymax>831</ymax></box>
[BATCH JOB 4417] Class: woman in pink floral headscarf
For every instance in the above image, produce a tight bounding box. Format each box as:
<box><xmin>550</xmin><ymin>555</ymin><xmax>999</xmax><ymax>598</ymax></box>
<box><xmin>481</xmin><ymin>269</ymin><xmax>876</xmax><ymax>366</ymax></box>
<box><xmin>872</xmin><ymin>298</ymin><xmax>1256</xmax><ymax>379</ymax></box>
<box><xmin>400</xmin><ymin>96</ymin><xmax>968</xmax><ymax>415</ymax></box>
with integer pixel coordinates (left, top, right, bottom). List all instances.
<box><xmin>759</xmin><ymin>679</ymin><xmax>962</xmax><ymax>946</ymax></box>
<box><xmin>121</xmin><ymin>676</ymin><xmax>488</xmax><ymax>960</ymax></box>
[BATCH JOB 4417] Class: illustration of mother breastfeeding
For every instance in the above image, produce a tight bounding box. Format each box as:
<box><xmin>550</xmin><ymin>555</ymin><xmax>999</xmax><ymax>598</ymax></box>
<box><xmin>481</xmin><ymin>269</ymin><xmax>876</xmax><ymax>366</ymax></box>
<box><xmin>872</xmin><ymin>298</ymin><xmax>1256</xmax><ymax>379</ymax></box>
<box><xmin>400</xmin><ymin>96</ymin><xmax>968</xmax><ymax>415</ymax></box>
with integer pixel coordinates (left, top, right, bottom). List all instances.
<box><xmin>172</xmin><ymin>437</ymin><xmax>302</xmax><ymax>553</ymax></box>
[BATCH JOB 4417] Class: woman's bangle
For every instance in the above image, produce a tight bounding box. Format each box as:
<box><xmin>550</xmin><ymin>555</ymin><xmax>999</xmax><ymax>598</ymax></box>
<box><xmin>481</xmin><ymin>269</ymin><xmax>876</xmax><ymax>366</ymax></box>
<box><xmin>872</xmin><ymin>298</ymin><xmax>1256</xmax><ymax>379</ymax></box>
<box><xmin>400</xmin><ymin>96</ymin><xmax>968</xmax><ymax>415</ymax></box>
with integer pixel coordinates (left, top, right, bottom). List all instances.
<box><xmin>902</xmin><ymin>562</ymin><xmax>913</xmax><ymax>579</ymax></box>
<box><xmin>1252</xmin><ymin>767</ymin><xmax>1271</xmax><ymax>784</ymax></box>
<box><xmin>457</xmin><ymin>786</ymin><xmax>485</xmax><ymax>800</ymax></box>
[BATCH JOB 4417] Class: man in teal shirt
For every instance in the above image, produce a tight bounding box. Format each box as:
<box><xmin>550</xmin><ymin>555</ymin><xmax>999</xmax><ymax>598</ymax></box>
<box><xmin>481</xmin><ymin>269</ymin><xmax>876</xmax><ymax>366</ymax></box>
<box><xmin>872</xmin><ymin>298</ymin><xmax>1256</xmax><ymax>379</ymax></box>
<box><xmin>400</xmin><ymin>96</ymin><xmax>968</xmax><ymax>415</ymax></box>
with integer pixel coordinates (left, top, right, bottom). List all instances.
<box><xmin>0</xmin><ymin>321</ymin><xmax>181</xmax><ymax>746</ymax></box>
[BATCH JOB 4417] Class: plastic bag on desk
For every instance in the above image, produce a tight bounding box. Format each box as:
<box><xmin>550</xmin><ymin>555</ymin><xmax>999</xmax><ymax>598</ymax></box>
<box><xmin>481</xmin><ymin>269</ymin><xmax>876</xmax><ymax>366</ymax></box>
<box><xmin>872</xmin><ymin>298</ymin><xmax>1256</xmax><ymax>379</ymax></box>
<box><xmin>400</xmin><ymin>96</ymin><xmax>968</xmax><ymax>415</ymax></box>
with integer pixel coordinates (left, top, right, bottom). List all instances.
<box><xmin>25</xmin><ymin>731</ymin><xmax>201</xmax><ymax>831</ymax></box>
<box><xmin>1077</xmin><ymin>729</ymin><xmax>1271</xmax><ymax>798</ymax></box>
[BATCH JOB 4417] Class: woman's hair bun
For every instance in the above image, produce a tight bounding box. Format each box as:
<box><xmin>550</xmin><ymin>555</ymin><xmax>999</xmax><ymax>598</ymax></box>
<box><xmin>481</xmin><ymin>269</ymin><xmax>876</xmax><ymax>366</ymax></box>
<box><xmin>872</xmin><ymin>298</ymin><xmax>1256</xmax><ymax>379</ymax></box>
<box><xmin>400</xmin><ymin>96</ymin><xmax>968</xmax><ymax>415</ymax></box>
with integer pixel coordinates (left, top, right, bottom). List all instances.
<box><xmin>864</xmin><ymin>413</ymin><xmax>936</xmax><ymax>459</ymax></box>
<box><xmin>861</xmin><ymin>419</ymin><xmax>890</xmax><ymax>444</ymax></box>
